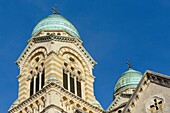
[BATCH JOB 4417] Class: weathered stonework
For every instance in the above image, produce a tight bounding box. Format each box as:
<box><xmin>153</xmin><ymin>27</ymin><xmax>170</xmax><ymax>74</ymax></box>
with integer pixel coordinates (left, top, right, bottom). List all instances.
<box><xmin>9</xmin><ymin>21</ymin><xmax>103</xmax><ymax>112</ymax></box>
<box><xmin>123</xmin><ymin>71</ymin><xmax>170</xmax><ymax>113</ymax></box>
<box><xmin>9</xmin><ymin>12</ymin><xmax>170</xmax><ymax>113</ymax></box>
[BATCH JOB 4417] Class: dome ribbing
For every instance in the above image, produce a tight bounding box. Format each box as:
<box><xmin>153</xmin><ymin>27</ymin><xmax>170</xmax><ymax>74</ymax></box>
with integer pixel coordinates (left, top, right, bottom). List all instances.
<box><xmin>114</xmin><ymin>68</ymin><xmax>143</xmax><ymax>93</ymax></box>
<box><xmin>32</xmin><ymin>14</ymin><xmax>80</xmax><ymax>39</ymax></box>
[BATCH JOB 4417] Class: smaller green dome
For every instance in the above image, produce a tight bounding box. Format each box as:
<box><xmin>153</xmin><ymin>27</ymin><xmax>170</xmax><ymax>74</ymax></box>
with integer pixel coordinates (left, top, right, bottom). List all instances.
<box><xmin>114</xmin><ymin>68</ymin><xmax>143</xmax><ymax>93</ymax></box>
<box><xmin>32</xmin><ymin>14</ymin><xmax>80</xmax><ymax>39</ymax></box>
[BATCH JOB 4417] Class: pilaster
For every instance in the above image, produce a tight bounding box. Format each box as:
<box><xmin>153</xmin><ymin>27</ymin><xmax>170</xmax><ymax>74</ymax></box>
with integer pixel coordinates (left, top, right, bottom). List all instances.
<box><xmin>45</xmin><ymin>52</ymin><xmax>63</xmax><ymax>85</ymax></box>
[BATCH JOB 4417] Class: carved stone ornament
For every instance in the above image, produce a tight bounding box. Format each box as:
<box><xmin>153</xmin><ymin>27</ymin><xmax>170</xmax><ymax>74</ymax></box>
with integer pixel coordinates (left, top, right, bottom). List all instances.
<box><xmin>145</xmin><ymin>94</ymin><xmax>165</xmax><ymax>113</ymax></box>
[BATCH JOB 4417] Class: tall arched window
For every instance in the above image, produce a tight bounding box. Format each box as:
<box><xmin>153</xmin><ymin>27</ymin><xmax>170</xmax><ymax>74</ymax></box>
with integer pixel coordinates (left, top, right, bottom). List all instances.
<box><xmin>29</xmin><ymin>54</ymin><xmax>45</xmax><ymax>97</ymax></box>
<box><xmin>70</xmin><ymin>74</ymin><xmax>75</xmax><ymax>94</ymax></box>
<box><xmin>63</xmin><ymin>71</ymin><xmax>81</xmax><ymax>96</ymax></box>
<box><xmin>63</xmin><ymin>69</ymin><xmax>68</xmax><ymax>90</ymax></box>
<box><xmin>30</xmin><ymin>70</ymin><xmax>45</xmax><ymax>97</ymax></box>
<box><xmin>62</xmin><ymin>56</ymin><xmax>83</xmax><ymax>98</ymax></box>
<box><xmin>30</xmin><ymin>77</ymin><xmax>34</xmax><ymax>97</ymax></box>
<box><xmin>77</xmin><ymin>78</ymin><xmax>82</xmax><ymax>98</ymax></box>
<box><xmin>41</xmin><ymin>69</ymin><xmax>45</xmax><ymax>88</ymax></box>
<box><xmin>36</xmin><ymin>73</ymin><xmax>39</xmax><ymax>92</ymax></box>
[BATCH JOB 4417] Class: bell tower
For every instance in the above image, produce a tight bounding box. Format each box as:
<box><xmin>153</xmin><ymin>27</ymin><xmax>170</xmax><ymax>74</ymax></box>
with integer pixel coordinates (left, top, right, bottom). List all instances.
<box><xmin>107</xmin><ymin>63</ymin><xmax>142</xmax><ymax>113</ymax></box>
<box><xmin>8</xmin><ymin>11</ymin><xmax>103</xmax><ymax>113</ymax></box>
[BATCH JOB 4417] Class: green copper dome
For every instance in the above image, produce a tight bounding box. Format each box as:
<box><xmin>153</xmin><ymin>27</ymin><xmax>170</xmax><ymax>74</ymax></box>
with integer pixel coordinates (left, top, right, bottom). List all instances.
<box><xmin>114</xmin><ymin>68</ymin><xmax>143</xmax><ymax>93</ymax></box>
<box><xmin>32</xmin><ymin>14</ymin><xmax>80</xmax><ymax>39</ymax></box>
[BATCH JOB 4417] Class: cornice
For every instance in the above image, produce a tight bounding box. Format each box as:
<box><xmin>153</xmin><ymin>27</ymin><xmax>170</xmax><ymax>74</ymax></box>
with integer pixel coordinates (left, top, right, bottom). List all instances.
<box><xmin>16</xmin><ymin>34</ymin><xmax>96</xmax><ymax>69</ymax></box>
<box><xmin>146</xmin><ymin>70</ymin><xmax>170</xmax><ymax>87</ymax></box>
<box><xmin>9</xmin><ymin>89</ymin><xmax>46</xmax><ymax>113</ymax></box>
<box><xmin>9</xmin><ymin>82</ymin><xmax>104</xmax><ymax>113</ymax></box>
<box><xmin>33</xmin><ymin>34</ymin><xmax>96</xmax><ymax>66</ymax></box>
<box><xmin>108</xmin><ymin>102</ymin><xmax>127</xmax><ymax>113</ymax></box>
<box><xmin>122</xmin><ymin>70</ymin><xmax>170</xmax><ymax>113</ymax></box>
<box><xmin>16</xmin><ymin>41</ymin><xmax>35</xmax><ymax>66</ymax></box>
<box><xmin>33</xmin><ymin>34</ymin><xmax>76</xmax><ymax>43</ymax></box>
<box><xmin>46</xmin><ymin>82</ymin><xmax>104</xmax><ymax>112</ymax></box>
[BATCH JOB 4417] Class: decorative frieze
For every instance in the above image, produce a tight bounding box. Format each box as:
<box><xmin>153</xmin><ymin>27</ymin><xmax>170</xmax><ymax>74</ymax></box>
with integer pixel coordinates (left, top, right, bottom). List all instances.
<box><xmin>147</xmin><ymin>72</ymin><xmax>170</xmax><ymax>88</ymax></box>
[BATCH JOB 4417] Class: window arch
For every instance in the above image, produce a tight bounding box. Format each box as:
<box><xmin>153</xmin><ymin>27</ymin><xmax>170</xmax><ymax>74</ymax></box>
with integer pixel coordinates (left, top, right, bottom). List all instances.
<box><xmin>29</xmin><ymin>54</ymin><xmax>45</xmax><ymax>97</ymax></box>
<box><xmin>62</xmin><ymin>55</ymin><xmax>84</xmax><ymax>98</ymax></box>
<box><xmin>30</xmin><ymin>77</ymin><xmax>34</xmax><ymax>96</ymax></box>
<box><xmin>58</xmin><ymin>47</ymin><xmax>91</xmax><ymax>74</ymax></box>
<box><xmin>63</xmin><ymin>69</ymin><xmax>68</xmax><ymax>90</ymax></box>
<box><xmin>76</xmin><ymin>77</ymin><xmax>82</xmax><ymax>97</ymax></box>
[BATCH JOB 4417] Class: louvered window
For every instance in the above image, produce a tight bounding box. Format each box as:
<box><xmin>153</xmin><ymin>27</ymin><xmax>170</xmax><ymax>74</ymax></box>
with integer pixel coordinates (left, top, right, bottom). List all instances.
<box><xmin>77</xmin><ymin>79</ymin><xmax>82</xmax><ymax>97</ymax></box>
<box><xmin>30</xmin><ymin>78</ymin><xmax>34</xmax><ymax>96</ymax></box>
<box><xmin>36</xmin><ymin>73</ymin><xmax>39</xmax><ymax>92</ymax></box>
<box><xmin>41</xmin><ymin>70</ymin><xmax>45</xmax><ymax>88</ymax></box>
<box><xmin>70</xmin><ymin>75</ymin><xmax>75</xmax><ymax>94</ymax></box>
<box><xmin>63</xmin><ymin>70</ymin><xmax>68</xmax><ymax>89</ymax></box>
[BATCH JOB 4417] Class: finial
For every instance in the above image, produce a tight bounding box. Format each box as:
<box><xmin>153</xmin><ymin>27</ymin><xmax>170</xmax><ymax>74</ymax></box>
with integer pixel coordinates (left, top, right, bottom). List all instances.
<box><xmin>126</xmin><ymin>59</ymin><xmax>132</xmax><ymax>69</ymax></box>
<box><xmin>52</xmin><ymin>7</ymin><xmax>60</xmax><ymax>15</ymax></box>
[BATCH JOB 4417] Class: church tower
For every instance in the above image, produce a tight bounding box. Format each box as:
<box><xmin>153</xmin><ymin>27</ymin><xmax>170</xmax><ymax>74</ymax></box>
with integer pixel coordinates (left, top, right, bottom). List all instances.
<box><xmin>8</xmin><ymin>10</ymin><xmax>103</xmax><ymax>113</ymax></box>
<box><xmin>107</xmin><ymin>65</ymin><xmax>142</xmax><ymax>113</ymax></box>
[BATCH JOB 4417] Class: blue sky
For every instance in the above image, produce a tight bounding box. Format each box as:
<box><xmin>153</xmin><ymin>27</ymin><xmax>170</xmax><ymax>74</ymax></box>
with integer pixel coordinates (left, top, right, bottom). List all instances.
<box><xmin>0</xmin><ymin>0</ymin><xmax>170</xmax><ymax>112</ymax></box>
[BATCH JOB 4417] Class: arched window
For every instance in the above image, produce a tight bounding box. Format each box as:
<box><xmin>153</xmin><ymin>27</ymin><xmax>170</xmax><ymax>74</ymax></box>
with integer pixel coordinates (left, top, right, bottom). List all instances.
<box><xmin>36</xmin><ymin>73</ymin><xmax>40</xmax><ymax>92</ymax></box>
<box><xmin>63</xmin><ymin>69</ymin><xmax>68</xmax><ymax>90</ymax></box>
<box><xmin>77</xmin><ymin>78</ymin><xmax>82</xmax><ymax>98</ymax></box>
<box><xmin>63</xmin><ymin>73</ymin><xmax>82</xmax><ymax>98</ymax></box>
<box><xmin>62</xmin><ymin>57</ymin><xmax>83</xmax><ymax>98</ymax></box>
<box><xmin>30</xmin><ymin>77</ymin><xmax>34</xmax><ymax>96</ymax></box>
<box><xmin>70</xmin><ymin>74</ymin><xmax>75</xmax><ymax>94</ymax></box>
<box><xmin>30</xmin><ymin>70</ymin><xmax>45</xmax><ymax>96</ymax></box>
<box><xmin>41</xmin><ymin>69</ymin><xmax>45</xmax><ymax>88</ymax></box>
<box><xmin>29</xmin><ymin>55</ymin><xmax>45</xmax><ymax>97</ymax></box>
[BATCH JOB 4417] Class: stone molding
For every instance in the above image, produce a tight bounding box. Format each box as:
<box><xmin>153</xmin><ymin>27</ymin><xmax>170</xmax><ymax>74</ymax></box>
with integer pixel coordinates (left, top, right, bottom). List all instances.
<box><xmin>40</xmin><ymin>104</ymin><xmax>67</xmax><ymax>113</ymax></box>
<box><xmin>58</xmin><ymin>46</ymin><xmax>92</xmax><ymax>77</ymax></box>
<box><xmin>16</xmin><ymin>34</ymin><xmax>96</xmax><ymax>69</ymax></box>
<box><xmin>9</xmin><ymin>81</ymin><xmax>104</xmax><ymax>113</ymax></box>
<box><xmin>147</xmin><ymin>71</ymin><xmax>170</xmax><ymax>88</ymax></box>
<box><xmin>122</xmin><ymin>70</ymin><xmax>170</xmax><ymax>113</ymax></box>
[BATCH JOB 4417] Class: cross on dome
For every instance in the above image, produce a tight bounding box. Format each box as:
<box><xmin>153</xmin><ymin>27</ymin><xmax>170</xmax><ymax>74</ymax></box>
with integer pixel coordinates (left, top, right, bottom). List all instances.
<box><xmin>127</xmin><ymin>59</ymin><xmax>132</xmax><ymax>69</ymax></box>
<box><xmin>52</xmin><ymin>7</ymin><xmax>60</xmax><ymax>15</ymax></box>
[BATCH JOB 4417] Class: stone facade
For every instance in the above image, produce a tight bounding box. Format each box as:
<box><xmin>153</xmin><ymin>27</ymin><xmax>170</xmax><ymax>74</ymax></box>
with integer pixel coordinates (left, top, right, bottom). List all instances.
<box><xmin>8</xmin><ymin>12</ymin><xmax>170</xmax><ymax>113</ymax></box>
<box><xmin>123</xmin><ymin>71</ymin><xmax>170</xmax><ymax>113</ymax></box>
<box><xmin>8</xmin><ymin>31</ymin><xmax>103</xmax><ymax>113</ymax></box>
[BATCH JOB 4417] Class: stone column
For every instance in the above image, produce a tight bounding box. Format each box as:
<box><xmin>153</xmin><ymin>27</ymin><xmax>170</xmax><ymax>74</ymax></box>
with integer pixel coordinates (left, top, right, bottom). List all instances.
<box><xmin>68</xmin><ymin>73</ymin><xmax>70</xmax><ymax>91</ymax></box>
<box><xmin>27</xmin><ymin>106</ymin><xmax>33</xmax><ymax>113</ymax></box>
<box><xmin>33</xmin><ymin>103</ymin><xmax>38</xmax><ymax>113</ymax></box>
<box><xmin>74</xmin><ymin>76</ymin><xmax>77</xmax><ymax>96</ymax></box>
<box><xmin>39</xmin><ymin>99</ymin><xmax>44</xmax><ymax>112</ymax></box>
<box><xmin>34</xmin><ymin>76</ymin><xmax>36</xmax><ymax>94</ymax></box>
<box><xmin>39</xmin><ymin>73</ymin><xmax>42</xmax><ymax>90</ymax></box>
<box><xmin>27</xmin><ymin>76</ymin><xmax>31</xmax><ymax>98</ymax></box>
